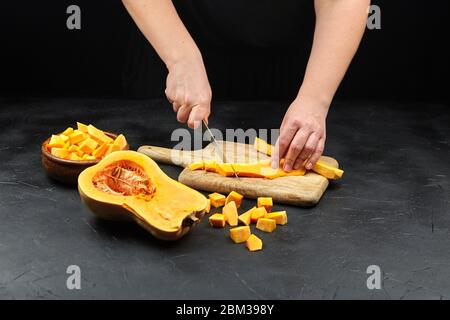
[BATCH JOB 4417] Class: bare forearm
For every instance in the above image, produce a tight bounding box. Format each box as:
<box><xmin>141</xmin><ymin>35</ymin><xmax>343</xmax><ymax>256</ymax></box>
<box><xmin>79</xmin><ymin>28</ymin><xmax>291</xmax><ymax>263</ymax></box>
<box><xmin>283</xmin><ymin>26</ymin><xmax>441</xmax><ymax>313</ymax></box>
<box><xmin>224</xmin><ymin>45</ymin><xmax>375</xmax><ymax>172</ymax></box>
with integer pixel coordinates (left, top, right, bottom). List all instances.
<box><xmin>298</xmin><ymin>0</ymin><xmax>369</xmax><ymax>108</ymax></box>
<box><xmin>122</xmin><ymin>0</ymin><xmax>201</xmax><ymax>67</ymax></box>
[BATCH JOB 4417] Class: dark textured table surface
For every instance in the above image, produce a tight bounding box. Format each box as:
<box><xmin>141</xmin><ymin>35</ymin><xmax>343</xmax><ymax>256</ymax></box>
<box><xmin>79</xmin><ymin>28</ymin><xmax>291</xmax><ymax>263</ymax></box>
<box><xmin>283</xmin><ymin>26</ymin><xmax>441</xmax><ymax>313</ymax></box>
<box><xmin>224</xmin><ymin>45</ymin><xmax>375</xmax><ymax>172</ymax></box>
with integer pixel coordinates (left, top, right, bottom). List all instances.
<box><xmin>0</xmin><ymin>97</ymin><xmax>449</xmax><ymax>299</ymax></box>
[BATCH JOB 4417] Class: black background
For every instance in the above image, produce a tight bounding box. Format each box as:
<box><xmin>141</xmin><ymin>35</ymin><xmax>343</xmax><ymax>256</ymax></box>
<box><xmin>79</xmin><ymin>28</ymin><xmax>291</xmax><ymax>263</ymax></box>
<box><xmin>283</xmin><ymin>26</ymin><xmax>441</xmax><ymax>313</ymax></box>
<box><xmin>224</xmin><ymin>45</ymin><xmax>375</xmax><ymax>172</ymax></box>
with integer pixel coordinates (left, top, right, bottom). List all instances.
<box><xmin>0</xmin><ymin>0</ymin><xmax>449</xmax><ymax>102</ymax></box>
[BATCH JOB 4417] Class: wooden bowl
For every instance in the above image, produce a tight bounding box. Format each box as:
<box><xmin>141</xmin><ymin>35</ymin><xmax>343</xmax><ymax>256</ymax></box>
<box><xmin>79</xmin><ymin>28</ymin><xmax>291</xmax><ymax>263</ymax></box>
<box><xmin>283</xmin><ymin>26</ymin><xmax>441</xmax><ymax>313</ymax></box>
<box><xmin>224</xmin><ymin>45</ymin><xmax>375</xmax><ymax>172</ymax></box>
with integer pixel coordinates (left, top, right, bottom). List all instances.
<box><xmin>41</xmin><ymin>132</ymin><xmax>129</xmax><ymax>185</ymax></box>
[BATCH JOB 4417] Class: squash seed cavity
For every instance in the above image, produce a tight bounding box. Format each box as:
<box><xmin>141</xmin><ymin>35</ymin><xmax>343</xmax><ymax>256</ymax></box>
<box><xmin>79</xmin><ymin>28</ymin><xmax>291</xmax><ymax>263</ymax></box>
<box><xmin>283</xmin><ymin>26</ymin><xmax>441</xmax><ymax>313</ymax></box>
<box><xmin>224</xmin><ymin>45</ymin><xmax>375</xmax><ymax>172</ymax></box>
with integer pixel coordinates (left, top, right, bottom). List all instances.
<box><xmin>92</xmin><ymin>160</ymin><xmax>156</xmax><ymax>200</ymax></box>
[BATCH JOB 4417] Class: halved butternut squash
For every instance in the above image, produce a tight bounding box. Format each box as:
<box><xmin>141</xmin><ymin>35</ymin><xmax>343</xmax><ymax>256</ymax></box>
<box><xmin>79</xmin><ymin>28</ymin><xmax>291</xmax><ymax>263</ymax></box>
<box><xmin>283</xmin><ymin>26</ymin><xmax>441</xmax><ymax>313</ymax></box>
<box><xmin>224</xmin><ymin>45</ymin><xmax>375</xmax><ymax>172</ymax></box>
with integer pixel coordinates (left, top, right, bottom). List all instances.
<box><xmin>78</xmin><ymin>151</ymin><xmax>207</xmax><ymax>240</ymax></box>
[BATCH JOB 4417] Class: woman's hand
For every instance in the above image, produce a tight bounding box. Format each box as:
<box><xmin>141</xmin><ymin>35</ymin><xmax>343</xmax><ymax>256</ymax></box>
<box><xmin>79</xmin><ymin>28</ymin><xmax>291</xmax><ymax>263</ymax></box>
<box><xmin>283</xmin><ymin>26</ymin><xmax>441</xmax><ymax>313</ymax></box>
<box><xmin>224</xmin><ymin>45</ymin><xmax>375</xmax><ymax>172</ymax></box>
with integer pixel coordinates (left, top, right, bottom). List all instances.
<box><xmin>271</xmin><ymin>96</ymin><xmax>328</xmax><ymax>171</ymax></box>
<box><xmin>165</xmin><ymin>54</ymin><xmax>212</xmax><ymax>129</ymax></box>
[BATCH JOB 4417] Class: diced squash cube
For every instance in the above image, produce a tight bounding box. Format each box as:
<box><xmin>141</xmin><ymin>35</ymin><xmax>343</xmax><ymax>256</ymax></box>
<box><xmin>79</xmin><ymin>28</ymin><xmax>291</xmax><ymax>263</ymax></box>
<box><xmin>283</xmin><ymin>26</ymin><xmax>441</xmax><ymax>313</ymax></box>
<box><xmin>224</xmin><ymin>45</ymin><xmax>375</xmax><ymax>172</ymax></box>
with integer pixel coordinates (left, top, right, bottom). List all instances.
<box><xmin>113</xmin><ymin>134</ymin><xmax>128</xmax><ymax>150</ymax></box>
<box><xmin>76</xmin><ymin>149</ymin><xmax>84</xmax><ymax>157</ymax></box>
<box><xmin>69</xmin><ymin>130</ymin><xmax>86</xmax><ymax>145</ymax></box>
<box><xmin>266</xmin><ymin>211</ymin><xmax>288</xmax><ymax>225</ymax></box>
<box><xmin>250</xmin><ymin>207</ymin><xmax>267</xmax><ymax>223</ymax></box>
<box><xmin>92</xmin><ymin>142</ymin><xmax>108</xmax><ymax>159</ymax></box>
<box><xmin>256</xmin><ymin>218</ymin><xmax>277</xmax><ymax>233</ymax></box>
<box><xmin>208</xmin><ymin>192</ymin><xmax>226</xmax><ymax>208</ymax></box>
<box><xmin>47</xmin><ymin>135</ymin><xmax>65</xmax><ymax>148</ymax></box>
<box><xmin>312</xmin><ymin>161</ymin><xmax>344</xmax><ymax>180</ymax></box>
<box><xmin>225</xmin><ymin>191</ymin><xmax>244</xmax><ymax>208</ymax></box>
<box><xmin>59</xmin><ymin>134</ymin><xmax>70</xmax><ymax>142</ymax></box>
<box><xmin>85</xmin><ymin>155</ymin><xmax>96</xmax><ymax>161</ymax></box>
<box><xmin>205</xmin><ymin>199</ymin><xmax>211</xmax><ymax>214</ymax></box>
<box><xmin>223</xmin><ymin>201</ymin><xmax>238</xmax><ymax>226</ymax></box>
<box><xmin>104</xmin><ymin>143</ymin><xmax>120</xmax><ymax>157</ymax></box>
<box><xmin>68</xmin><ymin>145</ymin><xmax>79</xmax><ymax>153</ymax></box>
<box><xmin>257</xmin><ymin>197</ymin><xmax>273</xmax><ymax>212</ymax></box>
<box><xmin>69</xmin><ymin>153</ymin><xmax>82</xmax><ymax>161</ymax></box>
<box><xmin>238</xmin><ymin>207</ymin><xmax>255</xmax><ymax>226</ymax></box>
<box><xmin>246</xmin><ymin>234</ymin><xmax>263</xmax><ymax>251</ymax></box>
<box><xmin>62</xmin><ymin>127</ymin><xmax>74</xmax><ymax>136</ymax></box>
<box><xmin>63</xmin><ymin>141</ymin><xmax>70</xmax><ymax>149</ymax></box>
<box><xmin>209</xmin><ymin>213</ymin><xmax>226</xmax><ymax>228</ymax></box>
<box><xmin>78</xmin><ymin>138</ymin><xmax>98</xmax><ymax>154</ymax></box>
<box><xmin>229</xmin><ymin>226</ymin><xmax>251</xmax><ymax>243</ymax></box>
<box><xmin>51</xmin><ymin>147</ymin><xmax>69</xmax><ymax>159</ymax></box>
<box><xmin>77</xmin><ymin>122</ymin><xmax>88</xmax><ymax>133</ymax></box>
<box><xmin>87</xmin><ymin>124</ymin><xmax>114</xmax><ymax>144</ymax></box>
<box><xmin>82</xmin><ymin>154</ymin><xmax>89</xmax><ymax>160</ymax></box>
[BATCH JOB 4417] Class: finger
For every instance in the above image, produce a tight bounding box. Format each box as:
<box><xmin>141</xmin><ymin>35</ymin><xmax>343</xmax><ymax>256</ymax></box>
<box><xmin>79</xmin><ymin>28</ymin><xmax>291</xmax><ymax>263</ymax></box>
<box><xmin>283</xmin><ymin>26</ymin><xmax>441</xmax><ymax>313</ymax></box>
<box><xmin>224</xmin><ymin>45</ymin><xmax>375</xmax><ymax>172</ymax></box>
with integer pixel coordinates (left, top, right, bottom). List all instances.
<box><xmin>188</xmin><ymin>104</ymin><xmax>210</xmax><ymax>129</ymax></box>
<box><xmin>172</xmin><ymin>101</ymin><xmax>182</xmax><ymax>113</ymax></box>
<box><xmin>271</xmin><ymin>123</ymin><xmax>298</xmax><ymax>168</ymax></box>
<box><xmin>176</xmin><ymin>105</ymin><xmax>191</xmax><ymax>123</ymax></box>
<box><xmin>293</xmin><ymin>155</ymin><xmax>305</xmax><ymax>171</ymax></box>
<box><xmin>294</xmin><ymin>133</ymin><xmax>319</xmax><ymax>169</ymax></box>
<box><xmin>283</xmin><ymin>129</ymin><xmax>311</xmax><ymax>171</ymax></box>
<box><xmin>165</xmin><ymin>88</ymin><xmax>175</xmax><ymax>104</ymax></box>
<box><xmin>305</xmin><ymin>138</ymin><xmax>325</xmax><ymax>170</ymax></box>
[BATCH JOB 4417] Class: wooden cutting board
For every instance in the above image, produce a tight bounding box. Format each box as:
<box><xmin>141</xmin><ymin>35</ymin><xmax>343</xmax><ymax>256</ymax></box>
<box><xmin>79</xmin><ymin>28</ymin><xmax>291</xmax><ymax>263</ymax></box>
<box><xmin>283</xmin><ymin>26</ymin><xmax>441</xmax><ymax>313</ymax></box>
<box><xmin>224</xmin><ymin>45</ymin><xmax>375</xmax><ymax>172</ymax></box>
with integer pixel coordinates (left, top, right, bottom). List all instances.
<box><xmin>137</xmin><ymin>141</ymin><xmax>339</xmax><ymax>206</ymax></box>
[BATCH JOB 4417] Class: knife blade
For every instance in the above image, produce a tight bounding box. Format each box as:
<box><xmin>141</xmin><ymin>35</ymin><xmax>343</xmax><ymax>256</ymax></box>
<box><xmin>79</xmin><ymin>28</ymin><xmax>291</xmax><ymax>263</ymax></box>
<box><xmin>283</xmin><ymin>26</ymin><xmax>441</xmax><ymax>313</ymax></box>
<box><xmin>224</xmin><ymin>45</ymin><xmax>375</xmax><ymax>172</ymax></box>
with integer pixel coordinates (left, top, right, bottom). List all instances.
<box><xmin>202</xmin><ymin>119</ymin><xmax>240</xmax><ymax>179</ymax></box>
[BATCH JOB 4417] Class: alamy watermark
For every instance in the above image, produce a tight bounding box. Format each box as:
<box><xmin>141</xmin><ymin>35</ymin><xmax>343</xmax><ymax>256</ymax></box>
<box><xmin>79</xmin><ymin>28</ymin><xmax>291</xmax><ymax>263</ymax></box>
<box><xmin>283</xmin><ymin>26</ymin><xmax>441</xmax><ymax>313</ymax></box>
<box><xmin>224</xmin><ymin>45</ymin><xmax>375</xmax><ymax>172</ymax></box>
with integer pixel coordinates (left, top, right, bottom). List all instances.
<box><xmin>169</xmin><ymin>126</ymin><xmax>279</xmax><ymax>165</ymax></box>
<box><xmin>66</xmin><ymin>265</ymin><xmax>81</xmax><ymax>290</ymax></box>
<box><xmin>367</xmin><ymin>5</ymin><xmax>381</xmax><ymax>30</ymax></box>
<box><xmin>366</xmin><ymin>265</ymin><xmax>382</xmax><ymax>290</ymax></box>
<box><xmin>66</xmin><ymin>5</ymin><xmax>81</xmax><ymax>30</ymax></box>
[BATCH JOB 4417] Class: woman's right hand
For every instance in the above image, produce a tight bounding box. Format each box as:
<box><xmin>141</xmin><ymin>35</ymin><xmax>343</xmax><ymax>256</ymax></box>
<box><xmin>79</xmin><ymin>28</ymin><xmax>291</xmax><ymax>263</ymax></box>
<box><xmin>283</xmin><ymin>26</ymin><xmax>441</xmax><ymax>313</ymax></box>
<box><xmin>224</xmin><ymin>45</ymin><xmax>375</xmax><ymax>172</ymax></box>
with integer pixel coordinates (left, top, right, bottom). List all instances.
<box><xmin>165</xmin><ymin>53</ymin><xmax>212</xmax><ymax>129</ymax></box>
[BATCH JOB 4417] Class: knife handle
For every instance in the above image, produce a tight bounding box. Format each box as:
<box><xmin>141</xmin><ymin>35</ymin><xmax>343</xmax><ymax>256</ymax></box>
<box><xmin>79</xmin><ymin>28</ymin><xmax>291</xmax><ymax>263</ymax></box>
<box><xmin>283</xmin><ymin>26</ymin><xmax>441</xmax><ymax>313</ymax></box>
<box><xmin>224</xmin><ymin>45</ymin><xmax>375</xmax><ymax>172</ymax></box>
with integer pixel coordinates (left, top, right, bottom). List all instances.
<box><xmin>137</xmin><ymin>145</ymin><xmax>198</xmax><ymax>167</ymax></box>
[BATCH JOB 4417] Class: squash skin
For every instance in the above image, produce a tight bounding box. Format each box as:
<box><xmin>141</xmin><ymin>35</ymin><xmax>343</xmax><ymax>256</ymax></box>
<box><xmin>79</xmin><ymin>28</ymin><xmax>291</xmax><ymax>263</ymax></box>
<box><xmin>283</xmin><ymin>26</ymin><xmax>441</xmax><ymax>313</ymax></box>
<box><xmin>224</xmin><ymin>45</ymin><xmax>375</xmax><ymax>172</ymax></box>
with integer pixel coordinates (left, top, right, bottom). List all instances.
<box><xmin>78</xmin><ymin>151</ymin><xmax>207</xmax><ymax>241</ymax></box>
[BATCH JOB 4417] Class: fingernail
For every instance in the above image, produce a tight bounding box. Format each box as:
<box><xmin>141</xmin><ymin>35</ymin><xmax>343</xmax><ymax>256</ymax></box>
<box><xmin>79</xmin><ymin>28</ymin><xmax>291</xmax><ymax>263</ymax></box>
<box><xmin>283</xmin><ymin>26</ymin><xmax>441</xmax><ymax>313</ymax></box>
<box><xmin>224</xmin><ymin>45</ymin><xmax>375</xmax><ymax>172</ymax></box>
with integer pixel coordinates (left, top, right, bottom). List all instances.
<box><xmin>306</xmin><ymin>162</ymin><xmax>313</xmax><ymax>170</ymax></box>
<box><xmin>284</xmin><ymin>163</ymin><xmax>292</xmax><ymax>172</ymax></box>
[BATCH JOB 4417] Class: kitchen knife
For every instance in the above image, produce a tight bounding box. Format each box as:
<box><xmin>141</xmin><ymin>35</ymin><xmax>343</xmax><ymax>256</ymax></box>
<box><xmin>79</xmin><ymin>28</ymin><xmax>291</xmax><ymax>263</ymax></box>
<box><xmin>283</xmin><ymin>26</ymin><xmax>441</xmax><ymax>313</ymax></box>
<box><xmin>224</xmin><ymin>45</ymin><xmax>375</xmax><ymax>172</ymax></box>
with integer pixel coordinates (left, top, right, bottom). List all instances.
<box><xmin>202</xmin><ymin>119</ymin><xmax>240</xmax><ymax>179</ymax></box>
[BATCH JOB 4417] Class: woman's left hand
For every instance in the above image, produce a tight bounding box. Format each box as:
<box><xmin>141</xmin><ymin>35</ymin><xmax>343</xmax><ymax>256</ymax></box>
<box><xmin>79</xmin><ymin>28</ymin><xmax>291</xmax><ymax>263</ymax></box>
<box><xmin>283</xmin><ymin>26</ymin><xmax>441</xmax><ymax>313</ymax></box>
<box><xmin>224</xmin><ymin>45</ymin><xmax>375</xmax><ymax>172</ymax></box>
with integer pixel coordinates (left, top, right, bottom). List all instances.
<box><xmin>271</xmin><ymin>96</ymin><xmax>328</xmax><ymax>171</ymax></box>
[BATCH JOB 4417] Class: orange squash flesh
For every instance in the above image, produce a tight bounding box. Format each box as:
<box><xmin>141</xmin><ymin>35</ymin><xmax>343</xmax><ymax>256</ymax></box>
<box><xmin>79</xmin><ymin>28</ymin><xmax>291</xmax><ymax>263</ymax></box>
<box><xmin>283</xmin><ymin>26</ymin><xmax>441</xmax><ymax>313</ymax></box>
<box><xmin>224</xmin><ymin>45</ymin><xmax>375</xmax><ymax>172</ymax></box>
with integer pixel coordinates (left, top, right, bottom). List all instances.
<box><xmin>225</xmin><ymin>191</ymin><xmax>244</xmax><ymax>208</ymax></box>
<box><xmin>78</xmin><ymin>151</ymin><xmax>207</xmax><ymax>240</ymax></box>
<box><xmin>256</xmin><ymin>218</ymin><xmax>277</xmax><ymax>233</ymax></box>
<box><xmin>250</xmin><ymin>207</ymin><xmax>267</xmax><ymax>223</ymax></box>
<box><xmin>223</xmin><ymin>201</ymin><xmax>238</xmax><ymax>226</ymax></box>
<box><xmin>229</xmin><ymin>226</ymin><xmax>251</xmax><ymax>243</ymax></box>
<box><xmin>257</xmin><ymin>197</ymin><xmax>273</xmax><ymax>212</ymax></box>
<box><xmin>208</xmin><ymin>192</ymin><xmax>226</xmax><ymax>208</ymax></box>
<box><xmin>266</xmin><ymin>211</ymin><xmax>288</xmax><ymax>225</ymax></box>
<box><xmin>246</xmin><ymin>234</ymin><xmax>263</xmax><ymax>251</ymax></box>
<box><xmin>46</xmin><ymin>123</ymin><xmax>128</xmax><ymax>161</ymax></box>
<box><xmin>238</xmin><ymin>207</ymin><xmax>255</xmax><ymax>226</ymax></box>
<box><xmin>189</xmin><ymin>160</ymin><xmax>305</xmax><ymax>179</ymax></box>
<box><xmin>209</xmin><ymin>213</ymin><xmax>226</xmax><ymax>228</ymax></box>
<box><xmin>312</xmin><ymin>161</ymin><xmax>344</xmax><ymax>179</ymax></box>
<box><xmin>254</xmin><ymin>137</ymin><xmax>273</xmax><ymax>156</ymax></box>
<box><xmin>205</xmin><ymin>199</ymin><xmax>211</xmax><ymax>213</ymax></box>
